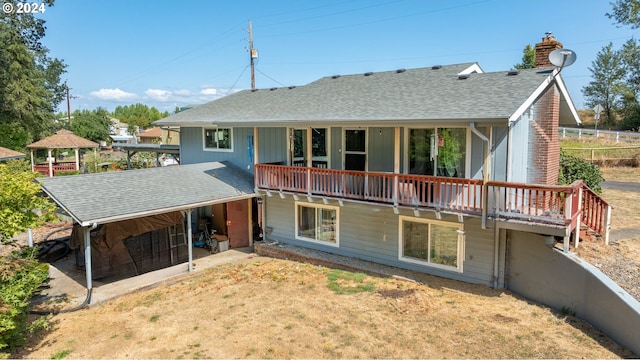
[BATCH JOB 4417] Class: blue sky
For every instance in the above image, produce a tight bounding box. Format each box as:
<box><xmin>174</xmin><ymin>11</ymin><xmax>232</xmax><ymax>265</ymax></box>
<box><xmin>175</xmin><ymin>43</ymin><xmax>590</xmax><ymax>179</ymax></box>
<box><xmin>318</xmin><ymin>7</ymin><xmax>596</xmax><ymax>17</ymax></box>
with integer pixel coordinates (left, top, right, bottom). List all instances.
<box><xmin>38</xmin><ymin>0</ymin><xmax>638</xmax><ymax>113</ymax></box>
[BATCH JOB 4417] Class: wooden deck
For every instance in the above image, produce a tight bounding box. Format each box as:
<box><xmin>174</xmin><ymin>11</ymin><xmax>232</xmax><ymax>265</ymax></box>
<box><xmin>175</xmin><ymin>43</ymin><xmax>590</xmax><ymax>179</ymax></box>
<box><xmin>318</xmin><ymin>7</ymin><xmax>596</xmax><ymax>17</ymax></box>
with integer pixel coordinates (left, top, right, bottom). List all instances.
<box><xmin>254</xmin><ymin>164</ymin><xmax>611</xmax><ymax>243</ymax></box>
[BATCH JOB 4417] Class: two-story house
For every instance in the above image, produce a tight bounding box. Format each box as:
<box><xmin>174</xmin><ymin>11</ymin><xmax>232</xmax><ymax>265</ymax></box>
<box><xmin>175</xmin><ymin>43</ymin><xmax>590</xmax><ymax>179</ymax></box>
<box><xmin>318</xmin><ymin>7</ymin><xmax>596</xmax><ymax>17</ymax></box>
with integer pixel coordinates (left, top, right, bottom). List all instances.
<box><xmin>153</xmin><ymin>36</ymin><xmax>610</xmax><ymax>289</ymax></box>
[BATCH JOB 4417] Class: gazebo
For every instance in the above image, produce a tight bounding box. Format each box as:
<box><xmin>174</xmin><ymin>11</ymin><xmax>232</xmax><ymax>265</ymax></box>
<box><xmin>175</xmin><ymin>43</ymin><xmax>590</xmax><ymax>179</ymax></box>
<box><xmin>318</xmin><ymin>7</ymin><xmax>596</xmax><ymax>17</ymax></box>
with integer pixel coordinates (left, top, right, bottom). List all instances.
<box><xmin>0</xmin><ymin>146</ymin><xmax>26</xmax><ymax>161</ymax></box>
<box><xmin>27</xmin><ymin>130</ymin><xmax>99</xmax><ymax>177</ymax></box>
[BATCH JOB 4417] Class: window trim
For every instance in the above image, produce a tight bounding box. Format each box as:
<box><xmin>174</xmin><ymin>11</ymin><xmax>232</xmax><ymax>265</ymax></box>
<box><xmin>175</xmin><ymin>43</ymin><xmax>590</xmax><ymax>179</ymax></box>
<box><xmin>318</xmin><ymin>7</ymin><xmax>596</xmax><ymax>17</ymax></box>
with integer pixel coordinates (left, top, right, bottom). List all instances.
<box><xmin>202</xmin><ymin>127</ymin><xmax>233</xmax><ymax>152</ymax></box>
<box><xmin>294</xmin><ymin>201</ymin><xmax>339</xmax><ymax>247</ymax></box>
<box><xmin>397</xmin><ymin>215</ymin><xmax>465</xmax><ymax>273</ymax></box>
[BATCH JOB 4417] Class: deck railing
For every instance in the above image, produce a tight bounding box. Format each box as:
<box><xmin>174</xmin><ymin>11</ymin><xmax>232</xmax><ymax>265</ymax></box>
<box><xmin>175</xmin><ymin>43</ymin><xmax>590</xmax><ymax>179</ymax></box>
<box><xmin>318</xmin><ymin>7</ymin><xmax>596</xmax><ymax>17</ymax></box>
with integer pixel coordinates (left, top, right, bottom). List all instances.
<box><xmin>33</xmin><ymin>163</ymin><xmax>77</xmax><ymax>177</ymax></box>
<box><xmin>485</xmin><ymin>180</ymin><xmax>581</xmax><ymax>228</ymax></box>
<box><xmin>255</xmin><ymin>164</ymin><xmax>611</xmax><ymax>245</ymax></box>
<box><xmin>581</xmin><ymin>184</ymin><xmax>612</xmax><ymax>243</ymax></box>
<box><xmin>256</xmin><ymin>164</ymin><xmax>484</xmax><ymax>213</ymax></box>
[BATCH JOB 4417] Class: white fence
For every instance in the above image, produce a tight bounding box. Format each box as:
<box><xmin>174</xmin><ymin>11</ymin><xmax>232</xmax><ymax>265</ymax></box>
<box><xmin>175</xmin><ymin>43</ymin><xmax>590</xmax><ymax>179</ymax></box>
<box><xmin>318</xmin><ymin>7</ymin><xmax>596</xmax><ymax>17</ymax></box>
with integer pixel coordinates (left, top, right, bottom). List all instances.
<box><xmin>560</xmin><ymin>127</ymin><xmax>640</xmax><ymax>143</ymax></box>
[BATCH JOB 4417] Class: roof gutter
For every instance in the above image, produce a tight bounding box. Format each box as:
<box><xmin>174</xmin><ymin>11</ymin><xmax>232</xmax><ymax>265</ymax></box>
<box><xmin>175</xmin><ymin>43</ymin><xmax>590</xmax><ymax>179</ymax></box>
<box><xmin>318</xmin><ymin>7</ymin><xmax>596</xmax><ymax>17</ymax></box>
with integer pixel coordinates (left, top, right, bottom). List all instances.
<box><xmin>470</xmin><ymin>122</ymin><xmax>490</xmax><ymax>230</ymax></box>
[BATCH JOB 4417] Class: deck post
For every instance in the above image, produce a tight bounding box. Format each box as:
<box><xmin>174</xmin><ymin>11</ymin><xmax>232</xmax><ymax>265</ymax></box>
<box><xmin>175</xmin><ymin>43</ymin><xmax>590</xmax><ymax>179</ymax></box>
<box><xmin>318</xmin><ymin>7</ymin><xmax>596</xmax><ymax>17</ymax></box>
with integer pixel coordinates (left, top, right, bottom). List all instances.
<box><xmin>185</xmin><ymin>209</ymin><xmax>193</xmax><ymax>272</ymax></box>
<box><xmin>47</xmin><ymin>149</ymin><xmax>53</xmax><ymax>177</ymax></box>
<box><xmin>563</xmin><ymin>235</ymin><xmax>570</xmax><ymax>253</ymax></box>
<box><xmin>83</xmin><ymin>226</ymin><xmax>93</xmax><ymax>301</ymax></box>
<box><xmin>604</xmin><ymin>205</ymin><xmax>612</xmax><ymax>246</ymax></box>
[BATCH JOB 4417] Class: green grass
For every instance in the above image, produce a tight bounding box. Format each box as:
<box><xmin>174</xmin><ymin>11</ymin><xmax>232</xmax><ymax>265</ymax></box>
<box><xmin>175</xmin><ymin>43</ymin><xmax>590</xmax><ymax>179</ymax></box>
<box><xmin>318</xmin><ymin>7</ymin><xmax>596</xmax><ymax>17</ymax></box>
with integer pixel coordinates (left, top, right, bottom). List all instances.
<box><xmin>326</xmin><ymin>269</ymin><xmax>375</xmax><ymax>294</ymax></box>
<box><xmin>50</xmin><ymin>349</ymin><xmax>71</xmax><ymax>359</ymax></box>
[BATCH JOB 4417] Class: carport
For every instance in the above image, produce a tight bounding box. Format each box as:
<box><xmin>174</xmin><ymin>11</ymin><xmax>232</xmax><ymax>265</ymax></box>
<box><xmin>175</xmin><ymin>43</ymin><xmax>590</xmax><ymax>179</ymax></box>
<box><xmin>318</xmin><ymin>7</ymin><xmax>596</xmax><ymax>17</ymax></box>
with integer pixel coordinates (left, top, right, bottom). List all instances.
<box><xmin>37</xmin><ymin>161</ymin><xmax>258</xmax><ymax>303</ymax></box>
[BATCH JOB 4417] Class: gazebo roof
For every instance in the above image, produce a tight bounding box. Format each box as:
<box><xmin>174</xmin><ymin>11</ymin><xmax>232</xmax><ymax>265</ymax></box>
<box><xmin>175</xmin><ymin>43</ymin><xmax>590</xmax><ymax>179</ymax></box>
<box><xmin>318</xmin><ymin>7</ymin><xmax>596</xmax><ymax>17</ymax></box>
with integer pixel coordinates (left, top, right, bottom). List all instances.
<box><xmin>0</xmin><ymin>146</ymin><xmax>26</xmax><ymax>161</ymax></box>
<box><xmin>27</xmin><ymin>130</ymin><xmax>99</xmax><ymax>149</ymax></box>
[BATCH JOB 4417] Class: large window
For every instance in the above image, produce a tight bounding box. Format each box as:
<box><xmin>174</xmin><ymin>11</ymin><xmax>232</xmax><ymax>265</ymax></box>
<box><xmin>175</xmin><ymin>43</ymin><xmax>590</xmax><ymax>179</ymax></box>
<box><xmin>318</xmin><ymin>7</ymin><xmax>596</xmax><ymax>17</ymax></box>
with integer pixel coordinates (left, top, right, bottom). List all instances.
<box><xmin>295</xmin><ymin>202</ymin><xmax>338</xmax><ymax>246</ymax></box>
<box><xmin>408</xmin><ymin>127</ymin><xmax>466</xmax><ymax>178</ymax></box>
<box><xmin>204</xmin><ymin>128</ymin><xmax>232</xmax><ymax>151</ymax></box>
<box><xmin>399</xmin><ymin>216</ymin><xmax>464</xmax><ymax>272</ymax></box>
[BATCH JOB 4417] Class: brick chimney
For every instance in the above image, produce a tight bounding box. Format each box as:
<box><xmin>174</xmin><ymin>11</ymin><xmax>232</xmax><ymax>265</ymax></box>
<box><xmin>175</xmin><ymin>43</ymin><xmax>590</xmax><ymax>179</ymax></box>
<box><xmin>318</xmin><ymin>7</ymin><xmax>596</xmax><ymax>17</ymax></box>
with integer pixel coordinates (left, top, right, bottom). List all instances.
<box><xmin>535</xmin><ymin>34</ymin><xmax>563</xmax><ymax>68</ymax></box>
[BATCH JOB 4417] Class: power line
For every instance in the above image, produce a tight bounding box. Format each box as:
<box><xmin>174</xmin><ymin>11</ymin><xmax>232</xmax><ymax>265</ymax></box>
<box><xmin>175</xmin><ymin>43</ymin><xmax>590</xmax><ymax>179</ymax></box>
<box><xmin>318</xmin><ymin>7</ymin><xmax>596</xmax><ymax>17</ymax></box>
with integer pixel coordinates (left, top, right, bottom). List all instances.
<box><xmin>255</xmin><ymin>68</ymin><xmax>287</xmax><ymax>87</ymax></box>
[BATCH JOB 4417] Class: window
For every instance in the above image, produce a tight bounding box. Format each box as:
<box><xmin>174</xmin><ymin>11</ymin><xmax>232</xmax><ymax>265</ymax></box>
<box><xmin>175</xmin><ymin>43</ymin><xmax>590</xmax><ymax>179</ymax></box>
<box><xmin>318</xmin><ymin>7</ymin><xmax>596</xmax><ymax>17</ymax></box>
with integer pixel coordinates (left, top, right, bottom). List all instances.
<box><xmin>407</xmin><ymin>127</ymin><xmax>467</xmax><ymax>178</ymax></box>
<box><xmin>204</xmin><ymin>128</ymin><xmax>232</xmax><ymax>151</ymax></box>
<box><xmin>399</xmin><ymin>216</ymin><xmax>464</xmax><ymax>272</ymax></box>
<box><xmin>295</xmin><ymin>202</ymin><xmax>339</xmax><ymax>246</ymax></box>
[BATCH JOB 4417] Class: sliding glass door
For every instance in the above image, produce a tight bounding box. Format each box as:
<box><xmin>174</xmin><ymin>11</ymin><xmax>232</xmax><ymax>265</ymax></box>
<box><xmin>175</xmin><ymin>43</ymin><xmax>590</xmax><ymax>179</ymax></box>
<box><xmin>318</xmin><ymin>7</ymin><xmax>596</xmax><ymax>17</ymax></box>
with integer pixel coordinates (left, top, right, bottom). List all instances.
<box><xmin>408</xmin><ymin>128</ymin><xmax>466</xmax><ymax>178</ymax></box>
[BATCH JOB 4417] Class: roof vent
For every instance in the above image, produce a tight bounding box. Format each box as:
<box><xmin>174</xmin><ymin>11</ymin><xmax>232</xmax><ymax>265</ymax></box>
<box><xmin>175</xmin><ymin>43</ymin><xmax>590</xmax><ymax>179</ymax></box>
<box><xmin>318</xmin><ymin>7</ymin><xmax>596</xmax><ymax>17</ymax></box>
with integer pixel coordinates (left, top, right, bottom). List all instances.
<box><xmin>270</xmin><ymin>87</ymin><xmax>278</xmax><ymax>91</ymax></box>
<box><xmin>396</xmin><ymin>69</ymin><xmax>406</xmax><ymax>73</ymax></box>
<box><xmin>288</xmin><ymin>86</ymin><xmax>296</xmax><ymax>89</ymax></box>
<box><xmin>251</xmin><ymin>89</ymin><xmax>259</xmax><ymax>92</ymax></box>
<box><xmin>331</xmin><ymin>75</ymin><xmax>340</xmax><ymax>79</ymax></box>
<box><xmin>458</xmin><ymin>74</ymin><xmax>470</xmax><ymax>80</ymax></box>
<box><xmin>364</xmin><ymin>72</ymin><xmax>374</xmax><ymax>76</ymax></box>
<box><xmin>432</xmin><ymin>65</ymin><xmax>442</xmax><ymax>70</ymax></box>
<box><xmin>507</xmin><ymin>70</ymin><xmax>519</xmax><ymax>76</ymax></box>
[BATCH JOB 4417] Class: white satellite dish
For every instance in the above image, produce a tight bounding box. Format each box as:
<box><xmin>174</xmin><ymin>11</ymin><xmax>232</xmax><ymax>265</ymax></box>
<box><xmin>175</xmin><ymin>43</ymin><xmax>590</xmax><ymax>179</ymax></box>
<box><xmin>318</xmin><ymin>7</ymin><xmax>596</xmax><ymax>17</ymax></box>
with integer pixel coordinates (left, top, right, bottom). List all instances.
<box><xmin>549</xmin><ymin>48</ymin><xmax>577</xmax><ymax>68</ymax></box>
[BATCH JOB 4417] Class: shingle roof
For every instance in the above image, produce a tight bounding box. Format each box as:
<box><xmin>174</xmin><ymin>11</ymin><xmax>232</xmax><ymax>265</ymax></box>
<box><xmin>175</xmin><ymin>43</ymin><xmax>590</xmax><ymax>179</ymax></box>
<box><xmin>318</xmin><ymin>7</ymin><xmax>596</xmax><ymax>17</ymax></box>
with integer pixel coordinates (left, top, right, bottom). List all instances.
<box><xmin>0</xmin><ymin>146</ymin><xmax>26</xmax><ymax>161</ymax></box>
<box><xmin>155</xmin><ymin>63</ymin><xmax>564</xmax><ymax>127</ymax></box>
<box><xmin>138</xmin><ymin>127</ymin><xmax>162</xmax><ymax>138</ymax></box>
<box><xmin>38</xmin><ymin>162</ymin><xmax>256</xmax><ymax>226</ymax></box>
<box><xmin>27</xmin><ymin>130</ymin><xmax>99</xmax><ymax>149</ymax></box>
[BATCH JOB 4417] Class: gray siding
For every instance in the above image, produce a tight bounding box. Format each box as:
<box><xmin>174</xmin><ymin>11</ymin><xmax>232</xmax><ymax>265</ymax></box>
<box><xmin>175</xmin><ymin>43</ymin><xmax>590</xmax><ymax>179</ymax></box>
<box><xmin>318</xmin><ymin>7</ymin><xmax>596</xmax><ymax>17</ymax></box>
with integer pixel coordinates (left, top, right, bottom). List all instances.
<box><xmin>257</xmin><ymin>127</ymin><xmax>288</xmax><ymax>164</ymax></box>
<box><xmin>180</xmin><ymin>127</ymin><xmax>253</xmax><ymax>171</ymax></box>
<box><xmin>368</xmin><ymin>127</ymin><xmax>395</xmax><ymax>172</ymax></box>
<box><xmin>330</xmin><ymin>127</ymin><xmax>342</xmax><ymax>169</ymax></box>
<box><xmin>180</xmin><ymin>127</ymin><xmax>288</xmax><ymax>172</ymax></box>
<box><xmin>492</xmin><ymin>126</ymin><xmax>508</xmax><ymax>182</ymax></box>
<box><xmin>265</xmin><ymin>195</ymin><xmax>495</xmax><ymax>286</ymax></box>
<box><xmin>470</xmin><ymin>127</ymin><xmax>487</xmax><ymax>180</ymax></box>
<box><xmin>509</xmin><ymin>111</ymin><xmax>531</xmax><ymax>182</ymax></box>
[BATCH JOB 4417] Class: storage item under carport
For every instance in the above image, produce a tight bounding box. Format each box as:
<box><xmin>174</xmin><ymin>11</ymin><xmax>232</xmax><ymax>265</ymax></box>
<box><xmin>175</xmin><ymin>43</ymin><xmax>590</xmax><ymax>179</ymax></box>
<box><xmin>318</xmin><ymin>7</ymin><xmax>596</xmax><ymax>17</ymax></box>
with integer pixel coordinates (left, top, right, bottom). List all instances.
<box><xmin>71</xmin><ymin>212</ymin><xmax>188</xmax><ymax>280</ymax></box>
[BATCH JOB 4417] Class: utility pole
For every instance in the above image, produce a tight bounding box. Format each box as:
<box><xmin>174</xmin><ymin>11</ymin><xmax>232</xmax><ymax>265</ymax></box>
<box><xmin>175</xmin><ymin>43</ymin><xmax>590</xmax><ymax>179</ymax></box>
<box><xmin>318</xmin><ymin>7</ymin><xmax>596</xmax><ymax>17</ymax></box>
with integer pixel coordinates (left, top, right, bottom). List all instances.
<box><xmin>248</xmin><ymin>20</ymin><xmax>258</xmax><ymax>90</ymax></box>
<box><xmin>66</xmin><ymin>84</ymin><xmax>77</xmax><ymax>124</ymax></box>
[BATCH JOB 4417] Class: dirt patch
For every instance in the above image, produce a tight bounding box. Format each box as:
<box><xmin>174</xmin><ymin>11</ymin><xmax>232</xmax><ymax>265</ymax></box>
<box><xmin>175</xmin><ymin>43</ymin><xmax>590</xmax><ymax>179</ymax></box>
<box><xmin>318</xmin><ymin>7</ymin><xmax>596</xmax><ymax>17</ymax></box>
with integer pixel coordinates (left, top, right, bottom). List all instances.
<box><xmin>10</xmin><ymin>257</ymin><xmax>635</xmax><ymax>359</ymax></box>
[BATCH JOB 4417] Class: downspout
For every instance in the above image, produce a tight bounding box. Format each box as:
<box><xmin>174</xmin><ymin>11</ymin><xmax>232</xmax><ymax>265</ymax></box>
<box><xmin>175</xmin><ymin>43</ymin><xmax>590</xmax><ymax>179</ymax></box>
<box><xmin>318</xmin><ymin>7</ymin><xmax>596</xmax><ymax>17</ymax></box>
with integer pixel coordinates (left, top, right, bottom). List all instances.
<box><xmin>470</xmin><ymin>122</ymin><xmax>490</xmax><ymax>229</ymax></box>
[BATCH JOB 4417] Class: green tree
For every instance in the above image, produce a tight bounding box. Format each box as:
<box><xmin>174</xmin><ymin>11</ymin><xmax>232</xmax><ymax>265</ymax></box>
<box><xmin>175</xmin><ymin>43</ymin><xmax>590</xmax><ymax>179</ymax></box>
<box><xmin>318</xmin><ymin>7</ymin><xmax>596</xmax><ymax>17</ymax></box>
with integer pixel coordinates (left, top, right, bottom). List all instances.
<box><xmin>0</xmin><ymin>160</ymin><xmax>55</xmax><ymax>245</ymax></box>
<box><xmin>581</xmin><ymin>43</ymin><xmax>626</xmax><ymax>127</ymax></box>
<box><xmin>607</xmin><ymin>0</ymin><xmax>640</xmax><ymax>28</ymax></box>
<box><xmin>69</xmin><ymin>108</ymin><xmax>112</xmax><ymax>143</ymax></box>
<box><xmin>0</xmin><ymin>0</ymin><xmax>67</xmax><ymax>148</ymax></box>
<box><xmin>112</xmin><ymin>103</ymin><xmax>166</xmax><ymax>133</ymax></box>
<box><xmin>514</xmin><ymin>44</ymin><xmax>536</xmax><ymax>69</ymax></box>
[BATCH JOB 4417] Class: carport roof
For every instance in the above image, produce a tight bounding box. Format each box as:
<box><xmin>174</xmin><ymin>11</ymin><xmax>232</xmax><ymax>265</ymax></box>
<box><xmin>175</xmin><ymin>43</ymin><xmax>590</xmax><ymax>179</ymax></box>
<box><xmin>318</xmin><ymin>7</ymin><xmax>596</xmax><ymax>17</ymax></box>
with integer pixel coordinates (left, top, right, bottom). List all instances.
<box><xmin>37</xmin><ymin>162</ymin><xmax>256</xmax><ymax>226</ymax></box>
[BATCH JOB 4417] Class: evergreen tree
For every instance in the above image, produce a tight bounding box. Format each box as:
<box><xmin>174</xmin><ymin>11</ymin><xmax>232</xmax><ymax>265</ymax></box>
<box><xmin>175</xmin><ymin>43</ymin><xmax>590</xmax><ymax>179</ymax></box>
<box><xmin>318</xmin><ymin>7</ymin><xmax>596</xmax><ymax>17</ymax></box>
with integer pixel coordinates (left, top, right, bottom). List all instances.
<box><xmin>607</xmin><ymin>0</ymin><xmax>640</xmax><ymax>29</ymax></box>
<box><xmin>513</xmin><ymin>44</ymin><xmax>536</xmax><ymax>69</ymax></box>
<box><xmin>0</xmin><ymin>0</ymin><xmax>66</xmax><ymax>149</ymax></box>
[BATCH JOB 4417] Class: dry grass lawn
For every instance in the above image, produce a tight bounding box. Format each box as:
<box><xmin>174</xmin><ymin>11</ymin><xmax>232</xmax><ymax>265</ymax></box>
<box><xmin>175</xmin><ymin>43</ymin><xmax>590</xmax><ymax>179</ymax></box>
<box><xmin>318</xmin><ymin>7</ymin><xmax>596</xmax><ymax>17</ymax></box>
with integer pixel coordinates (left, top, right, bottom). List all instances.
<box><xmin>11</xmin><ymin>257</ymin><xmax>634</xmax><ymax>359</ymax></box>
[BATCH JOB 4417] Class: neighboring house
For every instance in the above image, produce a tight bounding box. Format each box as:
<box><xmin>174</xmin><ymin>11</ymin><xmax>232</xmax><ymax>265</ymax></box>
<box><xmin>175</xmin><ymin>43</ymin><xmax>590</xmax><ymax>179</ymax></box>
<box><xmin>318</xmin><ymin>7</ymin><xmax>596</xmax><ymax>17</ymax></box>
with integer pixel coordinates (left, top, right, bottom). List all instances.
<box><xmin>155</xmin><ymin>35</ymin><xmax>611</xmax><ymax>288</ymax></box>
<box><xmin>109</xmin><ymin>117</ymin><xmax>136</xmax><ymax>148</ymax></box>
<box><xmin>138</xmin><ymin>126</ymin><xmax>180</xmax><ymax>145</ymax></box>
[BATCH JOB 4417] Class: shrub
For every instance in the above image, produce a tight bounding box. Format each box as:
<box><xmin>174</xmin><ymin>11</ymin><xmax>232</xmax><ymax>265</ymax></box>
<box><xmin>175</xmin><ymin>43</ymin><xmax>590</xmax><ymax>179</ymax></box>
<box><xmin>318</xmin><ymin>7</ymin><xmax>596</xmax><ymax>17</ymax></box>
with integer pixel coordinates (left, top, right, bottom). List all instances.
<box><xmin>558</xmin><ymin>150</ymin><xmax>605</xmax><ymax>193</ymax></box>
<box><xmin>0</xmin><ymin>247</ymin><xmax>49</xmax><ymax>353</ymax></box>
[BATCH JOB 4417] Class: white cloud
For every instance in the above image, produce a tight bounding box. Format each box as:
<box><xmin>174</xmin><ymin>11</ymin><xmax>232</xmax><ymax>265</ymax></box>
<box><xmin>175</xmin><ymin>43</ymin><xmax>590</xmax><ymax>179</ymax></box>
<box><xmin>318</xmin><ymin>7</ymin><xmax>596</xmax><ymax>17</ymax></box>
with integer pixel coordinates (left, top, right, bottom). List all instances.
<box><xmin>145</xmin><ymin>89</ymin><xmax>172</xmax><ymax>102</ymax></box>
<box><xmin>89</xmin><ymin>88</ymin><xmax>138</xmax><ymax>102</ymax></box>
<box><xmin>200</xmin><ymin>88</ymin><xmax>217</xmax><ymax>96</ymax></box>
<box><xmin>173</xmin><ymin>89</ymin><xmax>191</xmax><ymax>96</ymax></box>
